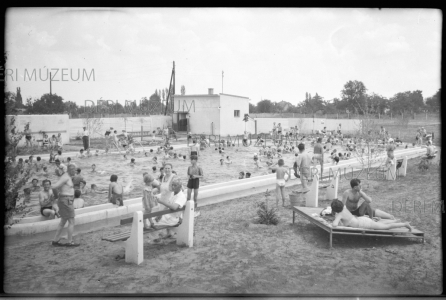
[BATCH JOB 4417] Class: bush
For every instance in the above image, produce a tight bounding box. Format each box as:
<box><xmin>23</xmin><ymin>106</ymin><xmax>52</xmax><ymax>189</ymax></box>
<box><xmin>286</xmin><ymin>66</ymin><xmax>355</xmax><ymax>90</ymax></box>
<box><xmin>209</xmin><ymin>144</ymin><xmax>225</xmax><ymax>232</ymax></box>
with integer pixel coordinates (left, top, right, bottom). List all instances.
<box><xmin>255</xmin><ymin>190</ymin><xmax>279</xmax><ymax>225</ymax></box>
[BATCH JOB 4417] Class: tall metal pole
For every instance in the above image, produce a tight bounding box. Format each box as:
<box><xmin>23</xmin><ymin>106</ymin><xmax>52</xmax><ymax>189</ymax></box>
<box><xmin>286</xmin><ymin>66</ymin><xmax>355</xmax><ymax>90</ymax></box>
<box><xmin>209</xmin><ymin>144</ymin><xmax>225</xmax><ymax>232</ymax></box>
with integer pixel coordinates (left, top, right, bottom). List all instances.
<box><xmin>222</xmin><ymin>71</ymin><xmax>224</xmax><ymax>93</ymax></box>
<box><xmin>164</xmin><ymin>61</ymin><xmax>175</xmax><ymax>116</ymax></box>
<box><xmin>50</xmin><ymin>72</ymin><xmax>52</xmax><ymax>95</ymax></box>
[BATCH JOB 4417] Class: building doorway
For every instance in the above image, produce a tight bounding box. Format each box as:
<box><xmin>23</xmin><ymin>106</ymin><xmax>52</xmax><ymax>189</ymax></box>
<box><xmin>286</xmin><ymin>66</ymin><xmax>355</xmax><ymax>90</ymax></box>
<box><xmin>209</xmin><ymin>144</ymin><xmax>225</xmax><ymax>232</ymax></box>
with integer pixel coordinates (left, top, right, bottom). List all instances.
<box><xmin>178</xmin><ymin>113</ymin><xmax>188</xmax><ymax>132</ymax></box>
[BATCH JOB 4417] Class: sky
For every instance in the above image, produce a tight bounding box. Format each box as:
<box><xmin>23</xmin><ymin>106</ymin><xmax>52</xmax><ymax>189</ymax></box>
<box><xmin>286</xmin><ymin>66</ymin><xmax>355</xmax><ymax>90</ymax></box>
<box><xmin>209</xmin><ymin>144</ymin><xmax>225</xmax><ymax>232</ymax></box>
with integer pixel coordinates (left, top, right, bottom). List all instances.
<box><xmin>4</xmin><ymin>8</ymin><xmax>442</xmax><ymax>107</ymax></box>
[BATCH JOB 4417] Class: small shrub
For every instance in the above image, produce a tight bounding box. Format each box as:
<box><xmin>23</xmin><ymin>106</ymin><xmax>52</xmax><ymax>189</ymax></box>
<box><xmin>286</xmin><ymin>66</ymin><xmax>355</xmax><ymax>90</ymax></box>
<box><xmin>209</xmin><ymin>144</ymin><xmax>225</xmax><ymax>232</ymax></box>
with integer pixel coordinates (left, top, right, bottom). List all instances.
<box><xmin>255</xmin><ymin>190</ymin><xmax>279</xmax><ymax>225</ymax></box>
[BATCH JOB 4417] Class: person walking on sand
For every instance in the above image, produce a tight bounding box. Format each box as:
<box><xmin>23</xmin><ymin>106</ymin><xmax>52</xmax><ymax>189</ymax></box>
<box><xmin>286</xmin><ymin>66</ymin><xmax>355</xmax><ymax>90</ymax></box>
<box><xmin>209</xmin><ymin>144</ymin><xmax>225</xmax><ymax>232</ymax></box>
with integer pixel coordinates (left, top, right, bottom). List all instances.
<box><xmin>275</xmin><ymin>159</ymin><xmax>290</xmax><ymax>207</ymax></box>
<box><xmin>82</xmin><ymin>127</ymin><xmax>90</xmax><ymax>150</ymax></box>
<box><xmin>51</xmin><ymin>164</ymin><xmax>80</xmax><ymax>247</ymax></box>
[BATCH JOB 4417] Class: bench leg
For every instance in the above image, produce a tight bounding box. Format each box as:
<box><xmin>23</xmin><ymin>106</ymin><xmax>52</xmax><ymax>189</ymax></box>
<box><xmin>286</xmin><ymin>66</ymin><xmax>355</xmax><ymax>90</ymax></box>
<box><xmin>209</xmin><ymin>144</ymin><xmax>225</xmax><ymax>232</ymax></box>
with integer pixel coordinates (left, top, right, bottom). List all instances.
<box><xmin>293</xmin><ymin>211</ymin><xmax>295</xmax><ymax>224</ymax></box>
<box><xmin>125</xmin><ymin>211</ymin><xmax>144</xmax><ymax>265</ymax></box>
<box><xmin>329</xmin><ymin>232</ymin><xmax>332</xmax><ymax>248</ymax></box>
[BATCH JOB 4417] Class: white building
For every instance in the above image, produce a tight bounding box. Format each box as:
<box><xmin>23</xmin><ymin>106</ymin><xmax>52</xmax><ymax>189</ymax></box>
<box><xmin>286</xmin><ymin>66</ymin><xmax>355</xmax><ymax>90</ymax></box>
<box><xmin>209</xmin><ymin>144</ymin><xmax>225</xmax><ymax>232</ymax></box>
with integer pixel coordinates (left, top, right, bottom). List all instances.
<box><xmin>172</xmin><ymin>88</ymin><xmax>250</xmax><ymax>136</ymax></box>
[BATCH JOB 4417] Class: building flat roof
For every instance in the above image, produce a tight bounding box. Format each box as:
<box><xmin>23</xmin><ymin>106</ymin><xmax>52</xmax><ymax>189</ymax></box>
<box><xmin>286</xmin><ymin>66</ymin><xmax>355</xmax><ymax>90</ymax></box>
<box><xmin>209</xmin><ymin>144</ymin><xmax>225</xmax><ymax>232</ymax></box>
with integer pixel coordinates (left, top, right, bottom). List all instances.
<box><xmin>219</xmin><ymin>93</ymin><xmax>250</xmax><ymax>99</ymax></box>
<box><xmin>173</xmin><ymin>93</ymin><xmax>249</xmax><ymax>99</ymax></box>
<box><xmin>173</xmin><ymin>94</ymin><xmax>219</xmax><ymax>98</ymax></box>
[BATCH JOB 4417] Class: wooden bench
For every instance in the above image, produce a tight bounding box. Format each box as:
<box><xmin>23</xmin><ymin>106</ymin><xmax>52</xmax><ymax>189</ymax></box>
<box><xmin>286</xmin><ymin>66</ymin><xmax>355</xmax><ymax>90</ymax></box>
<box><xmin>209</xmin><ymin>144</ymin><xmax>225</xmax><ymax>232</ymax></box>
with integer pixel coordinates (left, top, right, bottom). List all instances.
<box><xmin>102</xmin><ymin>207</ymin><xmax>186</xmax><ymax>242</ymax></box>
<box><xmin>102</xmin><ymin>200</ymin><xmax>195</xmax><ymax>265</ymax></box>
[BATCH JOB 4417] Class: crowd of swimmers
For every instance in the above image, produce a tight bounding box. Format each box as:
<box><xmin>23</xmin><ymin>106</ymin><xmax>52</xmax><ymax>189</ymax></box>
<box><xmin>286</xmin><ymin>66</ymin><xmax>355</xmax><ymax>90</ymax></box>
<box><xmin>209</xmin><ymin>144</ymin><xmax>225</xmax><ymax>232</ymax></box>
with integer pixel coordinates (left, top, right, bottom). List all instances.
<box><xmin>10</xmin><ymin>122</ymin><xmax>438</xmax><ymax>246</ymax></box>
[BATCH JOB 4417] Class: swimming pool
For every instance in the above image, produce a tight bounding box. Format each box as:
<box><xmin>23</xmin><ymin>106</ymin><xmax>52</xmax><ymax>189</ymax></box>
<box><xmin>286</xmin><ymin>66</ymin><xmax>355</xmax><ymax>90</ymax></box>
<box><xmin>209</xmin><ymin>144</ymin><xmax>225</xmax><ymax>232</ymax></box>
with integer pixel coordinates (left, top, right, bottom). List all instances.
<box><xmin>20</xmin><ymin>141</ymin><xmax>348</xmax><ymax>214</ymax></box>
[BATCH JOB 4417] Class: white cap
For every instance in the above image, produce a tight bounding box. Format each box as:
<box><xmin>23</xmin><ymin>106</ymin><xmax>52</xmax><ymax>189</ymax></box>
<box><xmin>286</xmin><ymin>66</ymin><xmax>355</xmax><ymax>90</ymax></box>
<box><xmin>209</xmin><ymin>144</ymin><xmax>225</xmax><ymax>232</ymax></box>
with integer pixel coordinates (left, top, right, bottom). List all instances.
<box><xmin>254</xmin><ymin>153</ymin><xmax>258</xmax><ymax>156</ymax></box>
<box><xmin>388</xmin><ymin>138</ymin><xmax>394</xmax><ymax>143</ymax></box>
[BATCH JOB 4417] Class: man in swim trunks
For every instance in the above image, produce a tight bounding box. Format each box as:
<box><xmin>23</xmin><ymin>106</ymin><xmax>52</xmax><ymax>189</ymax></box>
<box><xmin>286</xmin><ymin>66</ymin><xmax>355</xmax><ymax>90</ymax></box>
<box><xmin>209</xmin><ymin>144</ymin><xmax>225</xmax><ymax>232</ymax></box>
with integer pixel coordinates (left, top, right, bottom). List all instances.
<box><xmin>313</xmin><ymin>137</ymin><xmax>324</xmax><ymax>179</ymax></box>
<box><xmin>275</xmin><ymin>158</ymin><xmax>290</xmax><ymax>206</ymax></box>
<box><xmin>108</xmin><ymin>174</ymin><xmax>124</xmax><ymax>206</ymax></box>
<box><xmin>190</xmin><ymin>140</ymin><xmax>199</xmax><ymax>157</ymax></box>
<box><xmin>51</xmin><ymin>164</ymin><xmax>80</xmax><ymax>247</ymax></box>
<box><xmin>342</xmin><ymin>178</ymin><xmax>395</xmax><ymax>220</ymax></box>
<box><xmin>294</xmin><ymin>143</ymin><xmax>312</xmax><ymax>192</ymax></box>
<box><xmin>24</xmin><ymin>127</ymin><xmax>32</xmax><ymax>148</ymax></box>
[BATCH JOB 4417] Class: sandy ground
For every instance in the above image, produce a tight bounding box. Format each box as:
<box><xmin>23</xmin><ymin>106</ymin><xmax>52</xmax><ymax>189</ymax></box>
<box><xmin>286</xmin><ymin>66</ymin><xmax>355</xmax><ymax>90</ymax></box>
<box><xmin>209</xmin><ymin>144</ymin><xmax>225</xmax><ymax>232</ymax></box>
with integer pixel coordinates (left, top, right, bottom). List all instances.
<box><xmin>3</xmin><ymin>158</ymin><xmax>442</xmax><ymax>295</ymax></box>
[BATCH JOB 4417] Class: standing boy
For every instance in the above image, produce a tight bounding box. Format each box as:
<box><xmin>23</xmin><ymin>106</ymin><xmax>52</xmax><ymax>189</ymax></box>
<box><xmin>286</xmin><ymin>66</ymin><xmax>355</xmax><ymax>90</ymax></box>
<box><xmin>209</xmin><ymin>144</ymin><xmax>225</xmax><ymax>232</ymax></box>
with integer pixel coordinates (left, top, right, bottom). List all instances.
<box><xmin>275</xmin><ymin>158</ymin><xmax>289</xmax><ymax>207</ymax></box>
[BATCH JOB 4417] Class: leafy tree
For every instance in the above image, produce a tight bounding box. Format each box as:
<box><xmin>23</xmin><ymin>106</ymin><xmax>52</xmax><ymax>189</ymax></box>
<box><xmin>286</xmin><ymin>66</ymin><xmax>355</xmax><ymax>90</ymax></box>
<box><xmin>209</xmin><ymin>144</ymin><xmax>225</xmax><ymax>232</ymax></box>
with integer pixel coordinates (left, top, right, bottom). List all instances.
<box><xmin>256</xmin><ymin>99</ymin><xmax>275</xmax><ymax>113</ymax></box>
<box><xmin>249</xmin><ymin>103</ymin><xmax>257</xmax><ymax>113</ymax></box>
<box><xmin>367</xmin><ymin>93</ymin><xmax>389</xmax><ymax>114</ymax></box>
<box><xmin>5</xmin><ymin>91</ymin><xmax>16</xmax><ymax>114</ymax></box>
<box><xmin>341</xmin><ymin>80</ymin><xmax>368</xmax><ymax>114</ymax></box>
<box><xmin>4</xmin><ymin>117</ymin><xmax>34</xmax><ymax>226</ymax></box>
<box><xmin>425</xmin><ymin>89</ymin><xmax>441</xmax><ymax>112</ymax></box>
<box><xmin>29</xmin><ymin>93</ymin><xmax>65</xmax><ymax>114</ymax></box>
<box><xmin>389</xmin><ymin>90</ymin><xmax>424</xmax><ymax>114</ymax></box>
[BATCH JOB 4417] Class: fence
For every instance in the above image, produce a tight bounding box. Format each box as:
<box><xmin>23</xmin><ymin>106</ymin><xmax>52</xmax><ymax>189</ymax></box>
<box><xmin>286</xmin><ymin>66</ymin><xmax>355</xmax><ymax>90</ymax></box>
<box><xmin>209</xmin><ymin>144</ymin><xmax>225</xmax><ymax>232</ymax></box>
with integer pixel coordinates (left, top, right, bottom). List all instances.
<box><xmin>250</xmin><ymin>112</ymin><xmax>441</xmax><ymax>121</ymax></box>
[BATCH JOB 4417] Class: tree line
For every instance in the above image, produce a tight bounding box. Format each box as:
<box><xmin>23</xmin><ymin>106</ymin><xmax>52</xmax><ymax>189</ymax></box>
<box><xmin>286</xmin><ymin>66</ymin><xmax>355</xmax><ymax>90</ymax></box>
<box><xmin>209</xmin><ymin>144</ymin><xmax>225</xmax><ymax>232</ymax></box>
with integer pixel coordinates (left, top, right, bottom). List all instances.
<box><xmin>249</xmin><ymin>80</ymin><xmax>441</xmax><ymax>116</ymax></box>
<box><xmin>4</xmin><ymin>88</ymin><xmax>175</xmax><ymax>117</ymax></box>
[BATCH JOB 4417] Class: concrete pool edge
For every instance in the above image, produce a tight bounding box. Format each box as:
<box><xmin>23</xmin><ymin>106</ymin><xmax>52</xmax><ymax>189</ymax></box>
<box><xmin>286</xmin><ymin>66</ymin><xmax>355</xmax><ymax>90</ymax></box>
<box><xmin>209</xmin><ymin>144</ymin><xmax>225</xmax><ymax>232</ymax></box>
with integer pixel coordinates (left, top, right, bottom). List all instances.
<box><xmin>5</xmin><ymin>147</ymin><xmax>429</xmax><ymax>236</ymax></box>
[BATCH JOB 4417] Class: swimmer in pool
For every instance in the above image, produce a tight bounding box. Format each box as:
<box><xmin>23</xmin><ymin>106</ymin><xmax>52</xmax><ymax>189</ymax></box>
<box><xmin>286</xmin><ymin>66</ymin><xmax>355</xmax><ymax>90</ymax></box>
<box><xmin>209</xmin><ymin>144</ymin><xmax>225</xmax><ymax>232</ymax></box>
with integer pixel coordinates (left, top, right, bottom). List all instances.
<box><xmin>91</xmin><ymin>164</ymin><xmax>106</xmax><ymax>175</ymax></box>
<box><xmin>130</xmin><ymin>158</ymin><xmax>136</xmax><ymax>167</ymax></box>
<box><xmin>90</xmin><ymin>184</ymin><xmax>107</xmax><ymax>194</ymax></box>
<box><xmin>225</xmin><ymin>156</ymin><xmax>232</xmax><ymax>166</ymax></box>
<box><xmin>220</xmin><ymin>158</ymin><xmax>224</xmax><ymax>166</ymax></box>
<box><xmin>245</xmin><ymin>172</ymin><xmax>251</xmax><ymax>178</ymax></box>
<box><xmin>152</xmin><ymin>156</ymin><xmax>158</xmax><ymax>164</ymax></box>
<box><xmin>95</xmin><ymin>149</ymin><xmax>100</xmax><ymax>156</ymax></box>
<box><xmin>253</xmin><ymin>153</ymin><xmax>262</xmax><ymax>169</ymax></box>
<box><xmin>239</xmin><ymin>171</ymin><xmax>245</xmax><ymax>179</ymax></box>
<box><xmin>276</xmin><ymin>158</ymin><xmax>289</xmax><ymax>207</ymax></box>
<box><xmin>152</xmin><ymin>166</ymin><xmax>157</xmax><ymax>173</ymax></box>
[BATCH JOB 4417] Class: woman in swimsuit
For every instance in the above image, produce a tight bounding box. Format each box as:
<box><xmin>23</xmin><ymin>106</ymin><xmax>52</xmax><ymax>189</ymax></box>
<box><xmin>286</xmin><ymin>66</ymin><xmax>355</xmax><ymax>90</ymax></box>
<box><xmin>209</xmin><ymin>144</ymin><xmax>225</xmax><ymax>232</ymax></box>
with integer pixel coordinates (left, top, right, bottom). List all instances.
<box><xmin>39</xmin><ymin>179</ymin><xmax>56</xmax><ymax>218</ymax></box>
<box><xmin>108</xmin><ymin>175</ymin><xmax>124</xmax><ymax>206</ymax></box>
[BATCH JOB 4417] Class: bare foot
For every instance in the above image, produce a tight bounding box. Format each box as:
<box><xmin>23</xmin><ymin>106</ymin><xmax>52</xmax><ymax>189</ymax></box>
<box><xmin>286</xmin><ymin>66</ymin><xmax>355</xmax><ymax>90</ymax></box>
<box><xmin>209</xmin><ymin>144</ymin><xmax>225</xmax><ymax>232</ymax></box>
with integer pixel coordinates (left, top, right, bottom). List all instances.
<box><xmin>405</xmin><ymin>222</ymin><xmax>413</xmax><ymax>232</ymax></box>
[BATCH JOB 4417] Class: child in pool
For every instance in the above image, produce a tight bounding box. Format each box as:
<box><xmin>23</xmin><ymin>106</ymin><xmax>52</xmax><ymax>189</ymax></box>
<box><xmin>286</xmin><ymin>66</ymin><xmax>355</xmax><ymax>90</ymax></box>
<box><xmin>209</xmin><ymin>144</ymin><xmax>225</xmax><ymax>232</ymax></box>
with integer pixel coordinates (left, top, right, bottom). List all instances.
<box><xmin>220</xmin><ymin>158</ymin><xmax>224</xmax><ymax>166</ymax></box>
<box><xmin>276</xmin><ymin>159</ymin><xmax>289</xmax><ymax>207</ymax></box>
<box><xmin>246</xmin><ymin>172</ymin><xmax>251</xmax><ymax>178</ymax></box>
<box><xmin>152</xmin><ymin>166</ymin><xmax>157</xmax><ymax>173</ymax></box>
<box><xmin>331</xmin><ymin>199</ymin><xmax>412</xmax><ymax>231</ymax></box>
<box><xmin>183</xmin><ymin>155</ymin><xmax>186</xmax><ymax>161</ymax></box>
<box><xmin>253</xmin><ymin>153</ymin><xmax>262</xmax><ymax>169</ymax></box>
<box><xmin>95</xmin><ymin>149</ymin><xmax>100</xmax><ymax>156</ymax></box>
<box><xmin>239</xmin><ymin>171</ymin><xmax>245</xmax><ymax>179</ymax></box>
<box><xmin>77</xmin><ymin>149</ymin><xmax>85</xmax><ymax>159</ymax></box>
<box><xmin>90</xmin><ymin>184</ymin><xmax>107</xmax><ymax>194</ymax></box>
<box><xmin>130</xmin><ymin>158</ymin><xmax>136</xmax><ymax>167</ymax></box>
<box><xmin>225</xmin><ymin>156</ymin><xmax>232</xmax><ymax>166</ymax></box>
<box><xmin>152</xmin><ymin>156</ymin><xmax>158</xmax><ymax>164</ymax></box>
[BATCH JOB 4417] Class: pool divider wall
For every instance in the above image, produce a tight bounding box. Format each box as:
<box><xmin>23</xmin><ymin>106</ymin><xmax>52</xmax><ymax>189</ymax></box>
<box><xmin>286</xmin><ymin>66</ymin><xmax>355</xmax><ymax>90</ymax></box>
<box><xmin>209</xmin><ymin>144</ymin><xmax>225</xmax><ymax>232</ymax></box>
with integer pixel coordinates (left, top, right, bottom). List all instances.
<box><xmin>5</xmin><ymin>147</ymin><xmax>428</xmax><ymax>236</ymax></box>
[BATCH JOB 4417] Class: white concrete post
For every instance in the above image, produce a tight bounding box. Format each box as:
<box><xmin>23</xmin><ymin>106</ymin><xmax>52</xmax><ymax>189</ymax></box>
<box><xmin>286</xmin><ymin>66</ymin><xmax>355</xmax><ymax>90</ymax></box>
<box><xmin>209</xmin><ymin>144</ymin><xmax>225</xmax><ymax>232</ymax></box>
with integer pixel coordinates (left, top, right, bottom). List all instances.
<box><xmin>400</xmin><ymin>156</ymin><xmax>408</xmax><ymax>177</ymax></box>
<box><xmin>125</xmin><ymin>211</ymin><xmax>144</xmax><ymax>265</ymax></box>
<box><xmin>326</xmin><ymin>175</ymin><xmax>339</xmax><ymax>200</ymax></box>
<box><xmin>176</xmin><ymin>201</ymin><xmax>195</xmax><ymax>247</ymax></box>
<box><xmin>305</xmin><ymin>174</ymin><xmax>319</xmax><ymax>207</ymax></box>
<box><xmin>386</xmin><ymin>159</ymin><xmax>397</xmax><ymax>181</ymax></box>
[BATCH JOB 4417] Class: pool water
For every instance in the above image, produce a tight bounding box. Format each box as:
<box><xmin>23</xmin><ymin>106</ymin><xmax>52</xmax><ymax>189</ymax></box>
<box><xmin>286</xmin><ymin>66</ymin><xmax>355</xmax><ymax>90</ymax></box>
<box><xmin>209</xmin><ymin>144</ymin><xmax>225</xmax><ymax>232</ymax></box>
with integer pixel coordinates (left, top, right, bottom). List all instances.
<box><xmin>20</xmin><ymin>142</ymin><xmax>349</xmax><ymax>213</ymax></box>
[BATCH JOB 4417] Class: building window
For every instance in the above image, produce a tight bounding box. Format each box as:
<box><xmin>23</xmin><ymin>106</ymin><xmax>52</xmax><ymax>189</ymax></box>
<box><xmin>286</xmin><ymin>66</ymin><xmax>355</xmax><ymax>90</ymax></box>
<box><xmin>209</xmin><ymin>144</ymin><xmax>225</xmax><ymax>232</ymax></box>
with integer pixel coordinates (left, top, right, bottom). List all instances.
<box><xmin>234</xmin><ymin>110</ymin><xmax>240</xmax><ymax>117</ymax></box>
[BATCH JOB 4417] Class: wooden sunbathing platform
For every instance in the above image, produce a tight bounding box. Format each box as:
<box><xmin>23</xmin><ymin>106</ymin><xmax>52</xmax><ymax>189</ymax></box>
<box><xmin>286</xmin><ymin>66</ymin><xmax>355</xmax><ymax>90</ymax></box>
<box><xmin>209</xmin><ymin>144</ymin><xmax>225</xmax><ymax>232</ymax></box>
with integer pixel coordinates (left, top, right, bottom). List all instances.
<box><xmin>292</xmin><ymin>206</ymin><xmax>425</xmax><ymax>248</ymax></box>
